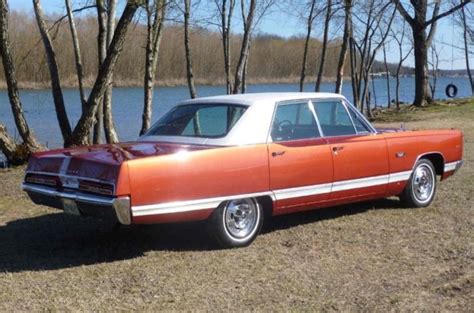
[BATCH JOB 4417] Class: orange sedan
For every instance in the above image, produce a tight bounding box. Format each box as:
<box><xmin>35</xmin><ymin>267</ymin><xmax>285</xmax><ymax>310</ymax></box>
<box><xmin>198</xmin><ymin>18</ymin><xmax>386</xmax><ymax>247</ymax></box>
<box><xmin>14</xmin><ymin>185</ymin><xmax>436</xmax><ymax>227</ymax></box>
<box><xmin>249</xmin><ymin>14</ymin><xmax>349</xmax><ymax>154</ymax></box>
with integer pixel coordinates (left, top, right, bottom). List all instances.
<box><xmin>22</xmin><ymin>93</ymin><xmax>464</xmax><ymax>247</ymax></box>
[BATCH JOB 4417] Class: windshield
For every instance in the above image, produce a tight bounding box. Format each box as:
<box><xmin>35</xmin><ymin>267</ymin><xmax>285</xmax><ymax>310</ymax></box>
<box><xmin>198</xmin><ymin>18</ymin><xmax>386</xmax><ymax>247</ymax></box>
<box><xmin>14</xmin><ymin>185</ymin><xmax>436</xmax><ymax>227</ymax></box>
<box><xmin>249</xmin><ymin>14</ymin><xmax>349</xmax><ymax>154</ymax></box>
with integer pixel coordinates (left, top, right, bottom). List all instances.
<box><xmin>145</xmin><ymin>103</ymin><xmax>247</xmax><ymax>138</ymax></box>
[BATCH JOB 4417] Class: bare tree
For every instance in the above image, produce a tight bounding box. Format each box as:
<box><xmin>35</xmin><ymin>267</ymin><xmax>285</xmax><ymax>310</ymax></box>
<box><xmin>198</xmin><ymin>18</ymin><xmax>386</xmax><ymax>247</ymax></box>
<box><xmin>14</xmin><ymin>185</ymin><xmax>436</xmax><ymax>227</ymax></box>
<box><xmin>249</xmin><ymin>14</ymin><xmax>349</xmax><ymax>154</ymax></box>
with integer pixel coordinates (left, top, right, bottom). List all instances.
<box><xmin>184</xmin><ymin>0</ymin><xmax>197</xmax><ymax>98</ymax></box>
<box><xmin>299</xmin><ymin>0</ymin><xmax>317</xmax><ymax>92</ymax></box>
<box><xmin>382</xmin><ymin>42</ymin><xmax>391</xmax><ymax>107</ymax></box>
<box><xmin>391</xmin><ymin>20</ymin><xmax>413</xmax><ymax>109</ymax></box>
<box><xmin>315</xmin><ymin>0</ymin><xmax>332</xmax><ymax>92</ymax></box>
<box><xmin>233</xmin><ymin>0</ymin><xmax>256</xmax><ymax>94</ymax></box>
<box><xmin>66</xmin><ymin>0</ymin><xmax>142</xmax><ymax>146</ymax></box>
<box><xmin>33</xmin><ymin>0</ymin><xmax>72</xmax><ymax>143</ymax></box>
<box><xmin>392</xmin><ymin>0</ymin><xmax>470</xmax><ymax>106</ymax></box>
<box><xmin>93</xmin><ymin>0</ymin><xmax>107</xmax><ymax>144</ymax></box>
<box><xmin>428</xmin><ymin>43</ymin><xmax>440</xmax><ymax>97</ymax></box>
<box><xmin>335</xmin><ymin>0</ymin><xmax>352</xmax><ymax>94</ymax></box>
<box><xmin>215</xmin><ymin>0</ymin><xmax>236</xmax><ymax>94</ymax></box>
<box><xmin>141</xmin><ymin>0</ymin><xmax>166</xmax><ymax>135</ymax></box>
<box><xmin>65</xmin><ymin>0</ymin><xmax>87</xmax><ymax>110</ymax></box>
<box><xmin>350</xmin><ymin>0</ymin><xmax>396</xmax><ymax>116</ymax></box>
<box><xmin>103</xmin><ymin>0</ymin><xmax>119</xmax><ymax>143</ymax></box>
<box><xmin>0</xmin><ymin>0</ymin><xmax>41</xmax><ymax>164</ymax></box>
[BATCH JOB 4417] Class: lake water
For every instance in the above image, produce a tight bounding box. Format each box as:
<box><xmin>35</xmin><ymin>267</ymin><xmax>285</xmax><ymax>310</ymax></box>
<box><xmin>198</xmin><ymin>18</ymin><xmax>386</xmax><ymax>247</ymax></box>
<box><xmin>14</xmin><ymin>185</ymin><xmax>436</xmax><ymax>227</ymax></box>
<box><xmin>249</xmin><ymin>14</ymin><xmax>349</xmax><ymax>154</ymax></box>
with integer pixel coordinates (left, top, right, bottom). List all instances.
<box><xmin>0</xmin><ymin>76</ymin><xmax>471</xmax><ymax>150</ymax></box>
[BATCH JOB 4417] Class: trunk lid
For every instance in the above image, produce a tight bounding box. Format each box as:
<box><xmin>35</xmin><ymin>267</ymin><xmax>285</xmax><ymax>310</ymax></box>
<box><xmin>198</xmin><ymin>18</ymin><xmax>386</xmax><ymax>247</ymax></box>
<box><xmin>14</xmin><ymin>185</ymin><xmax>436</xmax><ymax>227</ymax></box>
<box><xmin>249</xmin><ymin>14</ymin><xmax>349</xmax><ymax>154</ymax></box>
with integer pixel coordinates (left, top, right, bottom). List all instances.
<box><xmin>26</xmin><ymin>141</ymin><xmax>213</xmax><ymax>183</ymax></box>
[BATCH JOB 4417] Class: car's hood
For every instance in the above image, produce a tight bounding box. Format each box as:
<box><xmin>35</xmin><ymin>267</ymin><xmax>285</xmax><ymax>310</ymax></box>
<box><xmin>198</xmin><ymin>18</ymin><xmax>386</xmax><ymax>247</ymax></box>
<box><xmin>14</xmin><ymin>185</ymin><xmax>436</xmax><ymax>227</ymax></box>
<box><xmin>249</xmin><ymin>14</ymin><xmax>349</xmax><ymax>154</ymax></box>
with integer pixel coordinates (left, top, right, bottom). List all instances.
<box><xmin>26</xmin><ymin>141</ymin><xmax>213</xmax><ymax>182</ymax></box>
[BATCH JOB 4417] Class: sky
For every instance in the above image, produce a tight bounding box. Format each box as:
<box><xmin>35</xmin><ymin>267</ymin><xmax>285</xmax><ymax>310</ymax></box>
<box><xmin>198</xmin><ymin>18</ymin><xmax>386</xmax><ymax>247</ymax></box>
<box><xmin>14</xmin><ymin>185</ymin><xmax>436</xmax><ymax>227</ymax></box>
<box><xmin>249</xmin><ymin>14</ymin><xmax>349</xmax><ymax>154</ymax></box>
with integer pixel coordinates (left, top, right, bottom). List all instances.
<box><xmin>7</xmin><ymin>0</ymin><xmax>472</xmax><ymax>70</ymax></box>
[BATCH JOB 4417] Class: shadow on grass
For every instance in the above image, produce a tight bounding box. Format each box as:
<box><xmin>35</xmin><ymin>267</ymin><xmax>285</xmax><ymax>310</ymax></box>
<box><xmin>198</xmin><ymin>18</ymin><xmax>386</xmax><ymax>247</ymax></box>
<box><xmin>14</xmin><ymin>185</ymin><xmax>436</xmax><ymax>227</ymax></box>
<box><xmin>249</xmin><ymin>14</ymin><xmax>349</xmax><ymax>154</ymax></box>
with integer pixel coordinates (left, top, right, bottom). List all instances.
<box><xmin>0</xmin><ymin>198</ymin><xmax>404</xmax><ymax>272</ymax></box>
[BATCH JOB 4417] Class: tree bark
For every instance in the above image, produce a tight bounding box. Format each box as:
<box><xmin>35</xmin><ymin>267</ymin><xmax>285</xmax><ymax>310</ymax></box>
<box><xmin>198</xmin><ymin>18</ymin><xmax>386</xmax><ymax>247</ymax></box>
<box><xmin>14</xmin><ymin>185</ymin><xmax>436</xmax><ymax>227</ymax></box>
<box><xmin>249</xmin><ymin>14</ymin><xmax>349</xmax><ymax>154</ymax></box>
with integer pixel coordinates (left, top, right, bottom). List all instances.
<box><xmin>103</xmin><ymin>0</ymin><xmax>119</xmax><ymax>143</ymax></box>
<box><xmin>141</xmin><ymin>0</ymin><xmax>166</xmax><ymax>135</ymax></box>
<box><xmin>0</xmin><ymin>124</ymin><xmax>31</xmax><ymax>165</ymax></box>
<box><xmin>461</xmin><ymin>5</ymin><xmax>474</xmax><ymax>95</ymax></box>
<box><xmin>66</xmin><ymin>0</ymin><xmax>140</xmax><ymax>147</ymax></box>
<box><xmin>335</xmin><ymin>0</ymin><xmax>351</xmax><ymax>94</ymax></box>
<box><xmin>93</xmin><ymin>0</ymin><xmax>107</xmax><ymax>144</ymax></box>
<box><xmin>33</xmin><ymin>0</ymin><xmax>72</xmax><ymax>143</ymax></box>
<box><xmin>184</xmin><ymin>0</ymin><xmax>197</xmax><ymax>98</ymax></box>
<box><xmin>219</xmin><ymin>0</ymin><xmax>235</xmax><ymax>94</ymax></box>
<box><xmin>299</xmin><ymin>0</ymin><xmax>316</xmax><ymax>92</ymax></box>
<box><xmin>0</xmin><ymin>0</ymin><xmax>41</xmax><ymax>153</ymax></box>
<box><xmin>65</xmin><ymin>0</ymin><xmax>87</xmax><ymax>110</ymax></box>
<box><xmin>315</xmin><ymin>0</ymin><xmax>331</xmax><ymax>92</ymax></box>
<box><xmin>233</xmin><ymin>0</ymin><xmax>256</xmax><ymax>94</ymax></box>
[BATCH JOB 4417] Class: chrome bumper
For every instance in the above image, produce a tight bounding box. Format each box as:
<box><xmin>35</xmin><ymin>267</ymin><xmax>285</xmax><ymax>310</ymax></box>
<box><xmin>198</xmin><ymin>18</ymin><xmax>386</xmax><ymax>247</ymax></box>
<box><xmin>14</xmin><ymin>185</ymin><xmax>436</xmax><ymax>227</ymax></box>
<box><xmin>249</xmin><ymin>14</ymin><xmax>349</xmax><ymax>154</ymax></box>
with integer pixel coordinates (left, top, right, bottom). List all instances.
<box><xmin>22</xmin><ymin>183</ymin><xmax>131</xmax><ymax>225</ymax></box>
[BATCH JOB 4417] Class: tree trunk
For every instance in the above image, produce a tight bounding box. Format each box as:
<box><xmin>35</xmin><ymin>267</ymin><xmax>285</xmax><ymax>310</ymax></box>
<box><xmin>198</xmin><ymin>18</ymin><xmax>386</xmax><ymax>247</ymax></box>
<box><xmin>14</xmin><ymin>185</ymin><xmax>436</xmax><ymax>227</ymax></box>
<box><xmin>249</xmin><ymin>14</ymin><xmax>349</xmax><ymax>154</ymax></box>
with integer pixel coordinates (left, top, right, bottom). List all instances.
<box><xmin>0</xmin><ymin>0</ymin><xmax>40</xmax><ymax>153</ymax></box>
<box><xmin>461</xmin><ymin>6</ymin><xmax>474</xmax><ymax>95</ymax></box>
<box><xmin>315</xmin><ymin>0</ymin><xmax>331</xmax><ymax>92</ymax></box>
<box><xmin>66</xmin><ymin>1</ymin><xmax>140</xmax><ymax>147</ymax></box>
<box><xmin>335</xmin><ymin>0</ymin><xmax>351</xmax><ymax>94</ymax></box>
<box><xmin>65</xmin><ymin>0</ymin><xmax>87</xmax><ymax>110</ymax></box>
<box><xmin>299</xmin><ymin>0</ymin><xmax>316</xmax><ymax>92</ymax></box>
<box><xmin>93</xmin><ymin>0</ymin><xmax>107</xmax><ymax>144</ymax></box>
<box><xmin>33</xmin><ymin>0</ymin><xmax>72</xmax><ymax>143</ymax></box>
<box><xmin>103</xmin><ymin>0</ymin><xmax>119</xmax><ymax>143</ymax></box>
<box><xmin>141</xmin><ymin>0</ymin><xmax>166</xmax><ymax>135</ymax></box>
<box><xmin>0</xmin><ymin>124</ymin><xmax>31</xmax><ymax>165</ymax></box>
<box><xmin>184</xmin><ymin>0</ymin><xmax>197</xmax><ymax>98</ymax></box>
<box><xmin>412</xmin><ymin>25</ymin><xmax>432</xmax><ymax>106</ymax></box>
<box><xmin>242</xmin><ymin>42</ymin><xmax>250</xmax><ymax>93</ymax></box>
<box><xmin>220</xmin><ymin>0</ymin><xmax>235</xmax><ymax>94</ymax></box>
<box><xmin>382</xmin><ymin>42</ymin><xmax>391</xmax><ymax>108</ymax></box>
<box><xmin>233</xmin><ymin>0</ymin><xmax>256</xmax><ymax>94</ymax></box>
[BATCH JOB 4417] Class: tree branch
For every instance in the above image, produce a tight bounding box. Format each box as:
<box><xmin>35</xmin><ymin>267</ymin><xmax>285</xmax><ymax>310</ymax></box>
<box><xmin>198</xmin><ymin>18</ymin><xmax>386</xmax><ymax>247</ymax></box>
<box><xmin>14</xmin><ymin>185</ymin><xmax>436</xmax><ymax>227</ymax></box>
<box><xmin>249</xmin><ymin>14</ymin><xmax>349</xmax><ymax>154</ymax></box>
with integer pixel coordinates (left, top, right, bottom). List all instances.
<box><xmin>425</xmin><ymin>0</ymin><xmax>471</xmax><ymax>26</ymax></box>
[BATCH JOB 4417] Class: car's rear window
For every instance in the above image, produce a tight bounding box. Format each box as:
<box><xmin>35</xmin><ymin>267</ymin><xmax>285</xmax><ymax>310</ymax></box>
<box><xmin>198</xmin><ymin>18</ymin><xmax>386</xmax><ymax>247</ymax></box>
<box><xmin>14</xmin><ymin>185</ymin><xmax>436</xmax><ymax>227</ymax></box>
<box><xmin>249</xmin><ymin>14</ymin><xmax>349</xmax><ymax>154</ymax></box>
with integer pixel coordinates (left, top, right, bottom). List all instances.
<box><xmin>145</xmin><ymin>103</ymin><xmax>247</xmax><ymax>138</ymax></box>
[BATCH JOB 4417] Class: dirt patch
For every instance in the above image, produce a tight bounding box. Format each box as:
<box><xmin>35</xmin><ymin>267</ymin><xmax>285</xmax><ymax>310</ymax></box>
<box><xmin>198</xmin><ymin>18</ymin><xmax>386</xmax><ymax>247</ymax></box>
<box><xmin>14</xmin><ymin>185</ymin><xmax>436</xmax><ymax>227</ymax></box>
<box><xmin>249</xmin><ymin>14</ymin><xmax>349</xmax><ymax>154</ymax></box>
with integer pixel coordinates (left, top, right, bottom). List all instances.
<box><xmin>0</xmin><ymin>99</ymin><xmax>473</xmax><ymax>310</ymax></box>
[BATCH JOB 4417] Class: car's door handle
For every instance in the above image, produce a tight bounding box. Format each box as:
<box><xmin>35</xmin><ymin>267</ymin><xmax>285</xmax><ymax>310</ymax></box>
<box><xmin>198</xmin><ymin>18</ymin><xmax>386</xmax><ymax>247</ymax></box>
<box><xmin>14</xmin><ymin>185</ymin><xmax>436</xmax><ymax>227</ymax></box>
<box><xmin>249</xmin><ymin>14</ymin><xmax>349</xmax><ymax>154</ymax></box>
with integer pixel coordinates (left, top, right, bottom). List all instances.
<box><xmin>271</xmin><ymin>151</ymin><xmax>286</xmax><ymax>157</ymax></box>
<box><xmin>332</xmin><ymin>146</ymin><xmax>344</xmax><ymax>153</ymax></box>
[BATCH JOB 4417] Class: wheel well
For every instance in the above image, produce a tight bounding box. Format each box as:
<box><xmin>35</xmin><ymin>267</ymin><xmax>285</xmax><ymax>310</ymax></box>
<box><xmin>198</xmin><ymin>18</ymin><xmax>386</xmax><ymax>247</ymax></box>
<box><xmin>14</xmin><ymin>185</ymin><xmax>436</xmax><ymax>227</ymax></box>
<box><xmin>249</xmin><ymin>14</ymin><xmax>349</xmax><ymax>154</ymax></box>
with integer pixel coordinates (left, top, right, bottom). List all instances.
<box><xmin>255</xmin><ymin>196</ymin><xmax>273</xmax><ymax>219</ymax></box>
<box><xmin>419</xmin><ymin>153</ymin><xmax>444</xmax><ymax>175</ymax></box>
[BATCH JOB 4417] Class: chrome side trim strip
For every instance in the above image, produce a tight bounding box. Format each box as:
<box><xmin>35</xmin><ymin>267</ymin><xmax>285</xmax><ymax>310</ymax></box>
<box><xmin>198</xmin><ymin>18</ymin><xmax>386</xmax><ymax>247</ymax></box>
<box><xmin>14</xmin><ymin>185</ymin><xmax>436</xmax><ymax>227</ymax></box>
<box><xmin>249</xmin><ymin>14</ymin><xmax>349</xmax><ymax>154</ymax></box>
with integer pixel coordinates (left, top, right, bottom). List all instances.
<box><xmin>132</xmin><ymin>170</ymin><xmax>415</xmax><ymax>216</ymax></box>
<box><xmin>444</xmin><ymin>161</ymin><xmax>462</xmax><ymax>172</ymax></box>
<box><xmin>388</xmin><ymin>170</ymin><xmax>412</xmax><ymax>183</ymax></box>
<box><xmin>132</xmin><ymin>191</ymin><xmax>275</xmax><ymax>217</ymax></box>
<box><xmin>274</xmin><ymin>183</ymin><xmax>332</xmax><ymax>200</ymax></box>
<box><xmin>331</xmin><ymin>174</ymin><xmax>389</xmax><ymax>192</ymax></box>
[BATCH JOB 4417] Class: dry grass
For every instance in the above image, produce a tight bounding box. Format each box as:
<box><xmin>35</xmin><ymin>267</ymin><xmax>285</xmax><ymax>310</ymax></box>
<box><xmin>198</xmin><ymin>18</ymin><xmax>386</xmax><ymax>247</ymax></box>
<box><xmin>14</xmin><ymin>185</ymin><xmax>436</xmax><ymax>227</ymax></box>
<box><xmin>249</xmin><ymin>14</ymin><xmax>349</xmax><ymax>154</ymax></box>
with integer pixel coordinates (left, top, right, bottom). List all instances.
<box><xmin>0</xmin><ymin>98</ymin><xmax>473</xmax><ymax>311</ymax></box>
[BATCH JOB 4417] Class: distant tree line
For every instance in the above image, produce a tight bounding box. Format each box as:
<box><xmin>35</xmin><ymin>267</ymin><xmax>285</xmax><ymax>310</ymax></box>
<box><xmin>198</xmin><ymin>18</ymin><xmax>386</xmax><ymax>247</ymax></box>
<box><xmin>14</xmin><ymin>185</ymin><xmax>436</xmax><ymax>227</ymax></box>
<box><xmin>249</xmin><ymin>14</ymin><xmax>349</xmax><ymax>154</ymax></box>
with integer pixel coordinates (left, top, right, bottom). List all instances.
<box><xmin>0</xmin><ymin>0</ymin><xmax>472</xmax><ymax>165</ymax></box>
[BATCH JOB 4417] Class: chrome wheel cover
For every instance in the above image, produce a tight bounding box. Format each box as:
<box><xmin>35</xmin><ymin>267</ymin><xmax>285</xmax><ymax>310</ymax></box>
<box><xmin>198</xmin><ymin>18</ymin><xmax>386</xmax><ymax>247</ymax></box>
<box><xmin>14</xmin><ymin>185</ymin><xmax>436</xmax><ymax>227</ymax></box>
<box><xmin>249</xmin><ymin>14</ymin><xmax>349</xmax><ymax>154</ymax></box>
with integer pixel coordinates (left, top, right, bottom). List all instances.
<box><xmin>412</xmin><ymin>164</ymin><xmax>435</xmax><ymax>203</ymax></box>
<box><xmin>223</xmin><ymin>199</ymin><xmax>259</xmax><ymax>240</ymax></box>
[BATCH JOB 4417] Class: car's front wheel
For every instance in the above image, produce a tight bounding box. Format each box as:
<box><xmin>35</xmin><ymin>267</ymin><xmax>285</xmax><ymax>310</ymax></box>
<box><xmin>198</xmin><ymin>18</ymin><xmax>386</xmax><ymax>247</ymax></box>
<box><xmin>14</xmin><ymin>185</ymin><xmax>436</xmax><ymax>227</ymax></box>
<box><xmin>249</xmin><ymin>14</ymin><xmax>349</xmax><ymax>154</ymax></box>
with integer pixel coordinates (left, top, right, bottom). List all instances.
<box><xmin>208</xmin><ymin>198</ymin><xmax>263</xmax><ymax>248</ymax></box>
<box><xmin>400</xmin><ymin>159</ymin><xmax>437</xmax><ymax>207</ymax></box>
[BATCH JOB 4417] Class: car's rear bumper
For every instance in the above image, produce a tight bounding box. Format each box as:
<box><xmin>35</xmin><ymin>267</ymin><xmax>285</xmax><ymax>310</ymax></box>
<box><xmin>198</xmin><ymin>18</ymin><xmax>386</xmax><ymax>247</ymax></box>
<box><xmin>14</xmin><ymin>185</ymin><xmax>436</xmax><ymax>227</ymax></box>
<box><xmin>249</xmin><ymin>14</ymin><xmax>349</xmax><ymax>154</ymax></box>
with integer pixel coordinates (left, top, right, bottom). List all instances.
<box><xmin>22</xmin><ymin>183</ymin><xmax>131</xmax><ymax>225</ymax></box>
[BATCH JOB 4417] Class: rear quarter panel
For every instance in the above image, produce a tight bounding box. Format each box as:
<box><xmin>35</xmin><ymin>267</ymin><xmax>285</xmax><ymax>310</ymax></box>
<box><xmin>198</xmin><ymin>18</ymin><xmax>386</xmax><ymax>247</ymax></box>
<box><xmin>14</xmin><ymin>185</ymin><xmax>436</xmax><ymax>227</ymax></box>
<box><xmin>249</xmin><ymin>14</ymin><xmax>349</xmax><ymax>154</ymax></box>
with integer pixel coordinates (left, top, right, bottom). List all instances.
<box><xmin>384</xmin><ymin>129</ymin><xmax>463</xmax><ymax>195</ymax></box>
<box><xmin>126</xmin><ymin>144</ymin><xmax>270</xmax><ymax>210</ymax></box>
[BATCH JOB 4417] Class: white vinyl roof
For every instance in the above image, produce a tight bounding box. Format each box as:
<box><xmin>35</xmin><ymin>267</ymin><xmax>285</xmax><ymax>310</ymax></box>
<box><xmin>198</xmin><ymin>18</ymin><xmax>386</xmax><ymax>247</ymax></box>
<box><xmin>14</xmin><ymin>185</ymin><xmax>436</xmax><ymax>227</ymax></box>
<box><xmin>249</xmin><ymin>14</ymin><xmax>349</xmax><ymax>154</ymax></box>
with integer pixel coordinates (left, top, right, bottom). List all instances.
<box><xmin>179</xmin><ymin>92</ymin><xmax>346</xmax><ymax>107</ymax></box>
<box><xmin>140</xmin><ymin>92</ymin><xmax>349</xmax><ymax>146</ymax></box>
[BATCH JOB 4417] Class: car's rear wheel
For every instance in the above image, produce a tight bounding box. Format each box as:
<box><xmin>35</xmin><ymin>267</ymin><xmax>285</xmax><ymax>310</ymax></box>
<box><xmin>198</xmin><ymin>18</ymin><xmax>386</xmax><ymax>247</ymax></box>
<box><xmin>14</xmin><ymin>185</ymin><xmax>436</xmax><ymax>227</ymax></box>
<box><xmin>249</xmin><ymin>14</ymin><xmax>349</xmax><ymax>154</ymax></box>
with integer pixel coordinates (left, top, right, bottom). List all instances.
<box><xmin>400</xmin><ymin>159</ymin><xmax>437</xmax><ymax>207</ymax></box>
<box><xmin>208</xmin><ymin>198</ymin><xmax>263</xmax><ymax>248</ymax></box>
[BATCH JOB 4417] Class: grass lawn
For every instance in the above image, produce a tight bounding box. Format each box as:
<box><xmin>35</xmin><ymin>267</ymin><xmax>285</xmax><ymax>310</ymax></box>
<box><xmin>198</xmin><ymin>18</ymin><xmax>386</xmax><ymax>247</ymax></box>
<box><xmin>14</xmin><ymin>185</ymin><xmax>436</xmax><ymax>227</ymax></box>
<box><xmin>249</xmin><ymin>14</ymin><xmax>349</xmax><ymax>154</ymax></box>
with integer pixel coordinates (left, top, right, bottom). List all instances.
<box><xmin>0</xmin><ymin>98</ymin><xmax>473</xmax><ymax>311</ymax></box>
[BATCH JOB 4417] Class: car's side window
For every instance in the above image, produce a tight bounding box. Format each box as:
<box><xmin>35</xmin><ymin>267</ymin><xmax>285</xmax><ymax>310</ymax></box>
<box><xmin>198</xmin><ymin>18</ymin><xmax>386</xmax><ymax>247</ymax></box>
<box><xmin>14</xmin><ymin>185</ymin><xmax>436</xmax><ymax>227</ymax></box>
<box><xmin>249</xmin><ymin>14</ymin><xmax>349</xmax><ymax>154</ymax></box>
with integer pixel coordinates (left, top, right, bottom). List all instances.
<box><xmin>313</xmin><ymin>101</ymin><xmax>357</xmax><ymax>136</ymax></box>
<box><xmin>271</xmin><ymin>101</ymin><xmax>320</xmax><ymax>142</ymax></box>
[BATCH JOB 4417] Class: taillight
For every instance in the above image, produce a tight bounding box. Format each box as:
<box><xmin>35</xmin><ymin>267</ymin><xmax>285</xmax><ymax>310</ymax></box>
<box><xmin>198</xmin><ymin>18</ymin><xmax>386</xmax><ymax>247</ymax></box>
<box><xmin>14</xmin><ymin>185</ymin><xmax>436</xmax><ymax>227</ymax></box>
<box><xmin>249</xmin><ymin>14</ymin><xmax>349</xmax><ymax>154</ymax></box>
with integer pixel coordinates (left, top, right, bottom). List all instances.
<box><xmin>78</xmin><ymin>180</ymin><xmax>114</xmax><ymax>196</ymax></box>
<box><xmin>25</xmin><ymin>174</ymin><xmax>59</xmax><ymax>187</ymax></box>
